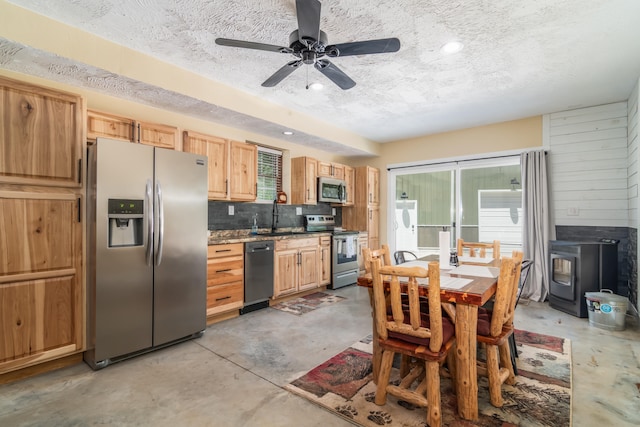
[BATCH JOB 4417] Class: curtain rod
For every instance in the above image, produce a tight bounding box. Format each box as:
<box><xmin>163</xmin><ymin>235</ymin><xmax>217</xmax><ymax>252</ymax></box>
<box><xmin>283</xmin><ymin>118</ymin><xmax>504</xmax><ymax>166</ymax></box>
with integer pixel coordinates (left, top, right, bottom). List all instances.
<box><xmin>387</xmin><ymin>149</ymin><xmax>547</xmax><ymax>171</ymax></box>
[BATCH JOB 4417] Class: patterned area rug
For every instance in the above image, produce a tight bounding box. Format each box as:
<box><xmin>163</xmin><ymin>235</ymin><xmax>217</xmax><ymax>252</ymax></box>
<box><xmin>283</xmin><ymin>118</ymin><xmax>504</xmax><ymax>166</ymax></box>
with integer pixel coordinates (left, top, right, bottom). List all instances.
<box><xmin>271</xmin><ymin>292</ymin><xmax>346</xmax><ymax>315</ymax></box>
<box><xmin>285</xmin><ymin>330</ymin><xmax>571</xmax><ymax>426</ymax></box>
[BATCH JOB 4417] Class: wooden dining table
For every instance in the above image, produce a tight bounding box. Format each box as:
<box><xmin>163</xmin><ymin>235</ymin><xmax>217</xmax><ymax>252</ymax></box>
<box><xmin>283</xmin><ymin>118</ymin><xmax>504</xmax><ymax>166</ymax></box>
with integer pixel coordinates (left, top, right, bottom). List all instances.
<box><xmin>357</xmin><ymin>255</ymin><xmax>500</xmax><ymax>421</ymax></box>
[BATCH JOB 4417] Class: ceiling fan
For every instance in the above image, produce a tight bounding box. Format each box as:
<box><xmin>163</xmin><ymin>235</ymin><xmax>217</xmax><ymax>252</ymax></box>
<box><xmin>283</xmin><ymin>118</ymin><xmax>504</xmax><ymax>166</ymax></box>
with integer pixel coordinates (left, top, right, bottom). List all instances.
<box><xmin>215</xmin><ymin>0</ymin><xmax>400</xmax><ymax>90</ymax></box>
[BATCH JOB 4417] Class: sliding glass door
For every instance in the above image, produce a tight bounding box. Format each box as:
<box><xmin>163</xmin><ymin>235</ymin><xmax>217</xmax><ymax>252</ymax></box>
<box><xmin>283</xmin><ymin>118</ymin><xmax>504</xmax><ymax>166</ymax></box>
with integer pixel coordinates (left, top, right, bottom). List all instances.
<box><xmin>389</xmin><ymin>157</ymin><xmax>522</xmax><ymax>258</ymax></box>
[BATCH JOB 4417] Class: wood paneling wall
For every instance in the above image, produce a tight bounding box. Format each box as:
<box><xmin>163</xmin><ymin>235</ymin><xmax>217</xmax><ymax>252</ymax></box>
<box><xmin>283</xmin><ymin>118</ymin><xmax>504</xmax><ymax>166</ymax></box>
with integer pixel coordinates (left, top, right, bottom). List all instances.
<box><xmin>548</xmin><ymin>102</ymin><xmax>629</xmax><ymax>226</ymax></box>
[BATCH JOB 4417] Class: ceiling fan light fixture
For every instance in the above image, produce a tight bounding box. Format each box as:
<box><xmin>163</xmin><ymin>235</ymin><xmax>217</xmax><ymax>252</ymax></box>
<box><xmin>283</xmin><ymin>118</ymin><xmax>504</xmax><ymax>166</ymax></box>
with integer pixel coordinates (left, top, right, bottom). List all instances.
<box><xmin>441</xmin><ymin>41</ymin><xmax>464</xmax><ymax>55</ymax></box>
<box><xmin>307</xmin><ymin>82</ymin><xmax>323</xmax><ymax>91</ymax></box>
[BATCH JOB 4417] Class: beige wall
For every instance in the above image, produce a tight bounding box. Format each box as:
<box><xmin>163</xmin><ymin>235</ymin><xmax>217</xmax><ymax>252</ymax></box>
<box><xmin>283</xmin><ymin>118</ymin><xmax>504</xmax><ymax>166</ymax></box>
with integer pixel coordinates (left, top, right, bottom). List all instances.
<box><xmin>353</xmin><ymin>116</ymin><xmax>544</xmax><ymax>245</ymax></box>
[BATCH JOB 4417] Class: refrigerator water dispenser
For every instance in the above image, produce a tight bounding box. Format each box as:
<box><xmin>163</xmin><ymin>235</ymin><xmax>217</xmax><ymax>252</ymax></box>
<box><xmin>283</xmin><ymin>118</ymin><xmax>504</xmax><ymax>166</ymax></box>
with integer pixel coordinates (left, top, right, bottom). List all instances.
<box><xmin>108</xmin><ymin>199</ymin><xmax>143</xmax><ymax>247</ymax></box>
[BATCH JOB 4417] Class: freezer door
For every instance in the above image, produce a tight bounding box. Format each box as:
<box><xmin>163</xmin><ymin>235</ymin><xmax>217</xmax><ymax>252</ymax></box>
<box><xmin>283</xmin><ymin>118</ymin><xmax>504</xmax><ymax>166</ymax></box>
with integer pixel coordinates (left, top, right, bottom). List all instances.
<box><xmin>93</xmin><ymin>139</ymin><xmax>154</xmax><ymax>361</ymax></box>
<box><xmin>153</xmin><ymin>148</ymin><xmax>208</xmax><ymax>345</ymax></box>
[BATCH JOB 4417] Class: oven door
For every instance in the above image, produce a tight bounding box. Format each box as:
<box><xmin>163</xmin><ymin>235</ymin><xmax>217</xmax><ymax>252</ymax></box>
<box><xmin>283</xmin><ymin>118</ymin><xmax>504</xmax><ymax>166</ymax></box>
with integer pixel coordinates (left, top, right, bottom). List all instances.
<box><xmin>332</xmin><ymin>234</ymin><xmax>359</xmax><ymax>274</ymax></box>
<box><xmin>550</xmin><ymin>253</ymin><xmax>576</xmax><ymax>300</ymax></box>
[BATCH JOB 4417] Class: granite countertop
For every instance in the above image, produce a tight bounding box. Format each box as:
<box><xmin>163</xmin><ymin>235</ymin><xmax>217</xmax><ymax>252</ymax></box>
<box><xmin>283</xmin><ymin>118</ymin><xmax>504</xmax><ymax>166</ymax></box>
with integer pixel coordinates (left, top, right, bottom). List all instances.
<box><xmin>208</xmin><ymin>228</ymin><xmax>333</xmax><ymax>245</ymax></box>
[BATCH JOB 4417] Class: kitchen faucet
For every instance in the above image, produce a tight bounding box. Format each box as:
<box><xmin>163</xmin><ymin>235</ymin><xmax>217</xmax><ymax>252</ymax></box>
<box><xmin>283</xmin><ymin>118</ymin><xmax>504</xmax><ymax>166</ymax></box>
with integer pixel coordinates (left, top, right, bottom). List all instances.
<box><xmin>271</xmin><ymin>199</ymin><xmax>279</xmax><ymax>233</ymax></box>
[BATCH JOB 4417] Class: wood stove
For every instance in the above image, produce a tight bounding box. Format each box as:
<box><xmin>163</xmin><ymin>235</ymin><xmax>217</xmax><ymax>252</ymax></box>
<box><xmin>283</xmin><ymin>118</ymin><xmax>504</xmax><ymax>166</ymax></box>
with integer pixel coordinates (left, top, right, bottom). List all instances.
<box><xmin>549</xmin><ymin>240</ymin><xmax>618</xmax><ymax>317</ymax></box>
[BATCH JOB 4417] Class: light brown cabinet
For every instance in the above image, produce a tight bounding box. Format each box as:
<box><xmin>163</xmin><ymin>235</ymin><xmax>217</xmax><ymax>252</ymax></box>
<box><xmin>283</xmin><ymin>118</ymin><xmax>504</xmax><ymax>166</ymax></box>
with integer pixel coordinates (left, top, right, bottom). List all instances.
<box><xmin>183</xmin><ymin>131</ymin><xmax>257</xmax><ymax>201</ymax></box>
<box><xmin>87</xmin><ymin>110</ymin><xmax>179</xmax><ymax>150</ymax></box>
<box><xmin>318</xmin><ymin>161</ymin><xmax>345</xmax><ymax>180</ymax></box>
<box><xmin>344</xmin><ymin>166</ymin><xmax>355</xmax><ymax>206</ymax></box>
<box><xmin>319</xmin><ymin>236</ymin><xmax>331</xmax><ymax>286</ymax></box>
<box><xmin>291</xmin><ymin>157</ymin><xmax>318</xmax><ymax>205</ymax></box>
<box><xmin>207</xmin><ymin>243</ymin><xmax>244</xmax><ymax>321</ymax></box>
<box><xmin>0</xmin><ymin>76</ymin><xmax>84</xmax><ymax>188</ymax></box>
<box><xmin>0</xmin><ymin>191</ymin><xmax>84</xmax><ymax>374</ymax></box>
<box><xmin>343</xmin><ymin>166</ymin><xmax>381</xmax><ymax>250</ymax></box>
<box><xmin>0</xmin><ymin>77</ymin><xmax>85</xmax><ymax>377</ymax></box>
<box><xmin>274</xmin><ymin>237</ymin><xmax>319</xmax><ymax>298</ymax></box>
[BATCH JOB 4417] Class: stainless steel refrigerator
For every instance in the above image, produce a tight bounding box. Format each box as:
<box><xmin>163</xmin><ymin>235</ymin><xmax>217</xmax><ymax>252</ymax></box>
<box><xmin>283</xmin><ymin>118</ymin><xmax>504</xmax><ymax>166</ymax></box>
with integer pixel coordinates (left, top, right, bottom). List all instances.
<box><xmin>85</xmin><ymin>138</ymin><xmax>208</xmax><ymax>369</ymax></box>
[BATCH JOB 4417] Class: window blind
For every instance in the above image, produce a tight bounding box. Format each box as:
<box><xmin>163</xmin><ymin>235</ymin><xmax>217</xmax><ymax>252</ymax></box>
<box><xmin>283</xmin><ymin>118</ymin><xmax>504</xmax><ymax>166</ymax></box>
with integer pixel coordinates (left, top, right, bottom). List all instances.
<box><xmin>256</xmin><ymin>146</ymin><xmax>283</xmax><ymax>202</ymax></box>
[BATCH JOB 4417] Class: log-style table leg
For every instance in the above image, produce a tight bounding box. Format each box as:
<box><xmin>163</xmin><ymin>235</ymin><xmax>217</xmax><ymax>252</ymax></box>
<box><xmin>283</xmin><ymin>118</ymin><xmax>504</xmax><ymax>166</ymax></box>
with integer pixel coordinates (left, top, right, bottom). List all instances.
<box><xmin>454</xmin><ymin>303</ymin><xmax>479</xmax><ymax>420</ymax></box>
<box><xmin>367</xmin><ymin>288</ymin><xmax>381</xmax><ymax>384</ymax></box>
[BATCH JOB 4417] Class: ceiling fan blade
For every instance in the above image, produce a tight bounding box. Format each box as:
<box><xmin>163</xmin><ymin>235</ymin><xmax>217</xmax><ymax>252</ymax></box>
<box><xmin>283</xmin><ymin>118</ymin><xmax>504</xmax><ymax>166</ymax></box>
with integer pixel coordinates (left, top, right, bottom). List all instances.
<box><xmin>326</xmin><ymin>38</ymin><xmax>401</xmax><ymax>57</ymax></box>
<box><xmin>215</xmin><ymin>38</ymin><xmax>292</xmax><ymax>54</ymax></box>
<box><xmin>262</xmin><ymin>60</ymin><xmax>303</xmax><ymax>87</ymax></box>
<box><xmin>314</xmin><ymin>59</ymin><xmax>356</xmax><ymax>90</ymax></box>
<box><xmin>296</xmin><ymin>0</ymin><xmax>321</xmax><ymax>45</ymax></box>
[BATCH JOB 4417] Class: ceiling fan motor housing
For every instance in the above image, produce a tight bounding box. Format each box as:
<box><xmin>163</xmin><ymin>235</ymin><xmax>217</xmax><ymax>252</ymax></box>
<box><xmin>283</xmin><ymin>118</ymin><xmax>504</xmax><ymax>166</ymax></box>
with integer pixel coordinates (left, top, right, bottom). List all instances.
<box><xmin>289</xmin><ymin>30</ymin><xmax>328</xmax><ymax>63</ymax></box>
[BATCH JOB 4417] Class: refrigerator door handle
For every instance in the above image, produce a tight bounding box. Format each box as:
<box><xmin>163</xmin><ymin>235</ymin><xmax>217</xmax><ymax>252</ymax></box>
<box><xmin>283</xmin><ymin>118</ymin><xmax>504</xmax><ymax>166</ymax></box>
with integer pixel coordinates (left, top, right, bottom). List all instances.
<box><xmin>145</xmin><ymin>179</ymin><xmax>153</xmax><ymax>266</ymax></box>
<box><xmin>156</xmin><ymin>181</ymin><xmax>164</xmax><ymax>266</ymax></box>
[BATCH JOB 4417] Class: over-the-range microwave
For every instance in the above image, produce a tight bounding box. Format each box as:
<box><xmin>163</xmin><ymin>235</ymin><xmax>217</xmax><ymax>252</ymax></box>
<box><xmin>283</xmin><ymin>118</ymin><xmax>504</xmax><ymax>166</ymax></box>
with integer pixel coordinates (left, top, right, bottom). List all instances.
<box><xmin>317</xmin><ymin>176</ymin><xmax>347</xmax><ymax>203</ymax></box>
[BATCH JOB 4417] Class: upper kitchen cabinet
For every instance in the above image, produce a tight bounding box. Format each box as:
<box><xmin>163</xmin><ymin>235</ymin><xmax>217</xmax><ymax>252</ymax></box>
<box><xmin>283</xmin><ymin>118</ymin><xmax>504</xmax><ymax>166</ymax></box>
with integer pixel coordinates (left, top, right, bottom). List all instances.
<box><xmin>291</xmin><ymin>156</ymin><xmax>318</xmax><ymax>205</ymax></box>
<box><xmin>317</xmin><ymin>161</ymin><xmax>345</xmax><ymax>180</ymax></box>
<box><xmin>0</xmin><ymin>76</ymin><xmax>84</xmax><ymax>188</ymax></box>
<box><xmin>343</xmin><ymin>166</ymin><xmax>355</xmax><ymax>206</ymax></box>
<box><xmin>87</xmin><ymin>110</ymin><xmax>135</xmax><ymax>143</ymax></box>
<box><xmin>183</xmin><ymin>131</ymin><xmax>257</xmax><ymax>201</ymax></box>
<box><xmin>87</xmin><ymin>110</ymin><xmax>179</xmax><ymax>150</ymax></box>
<box><xmin>342</xmin><ymin>166</ymin><xmax>380</xmax><ymax>249</ymax></box>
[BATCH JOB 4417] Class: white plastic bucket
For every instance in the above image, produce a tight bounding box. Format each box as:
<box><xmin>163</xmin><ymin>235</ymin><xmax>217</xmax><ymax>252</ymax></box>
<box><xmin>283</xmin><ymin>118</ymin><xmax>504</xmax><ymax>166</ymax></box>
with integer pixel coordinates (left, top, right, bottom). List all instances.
<box><xmin>585</xmin><ymin>289</ymin><xmax>629</xmax><ymax>331</ymax></box>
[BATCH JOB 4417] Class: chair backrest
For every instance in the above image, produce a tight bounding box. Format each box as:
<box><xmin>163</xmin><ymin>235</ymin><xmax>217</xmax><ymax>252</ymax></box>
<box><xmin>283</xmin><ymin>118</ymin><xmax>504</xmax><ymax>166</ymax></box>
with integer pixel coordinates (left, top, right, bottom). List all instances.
<box><xmin>394</xmin><ymin>250</ymin><xmax>418</xmax><ymax>264</ymax></box>
<box><xmin>362</xmin><ymin>244</ymin><xmax>392</xmax><ymax>273</ymax></box>
<box><xmin>371</xmin><ymin>258</ymin><xmax>444</xmax><ymax>353</ymax></box>
<box><xmin>489</xmin><ymin>251</ymin><xmax>523</xmax><ymax>337</ymax></box>
<box><xmin>457</xmin><ymin>238</ymin><xmax>500</xmax><ymax>259</ymax></box>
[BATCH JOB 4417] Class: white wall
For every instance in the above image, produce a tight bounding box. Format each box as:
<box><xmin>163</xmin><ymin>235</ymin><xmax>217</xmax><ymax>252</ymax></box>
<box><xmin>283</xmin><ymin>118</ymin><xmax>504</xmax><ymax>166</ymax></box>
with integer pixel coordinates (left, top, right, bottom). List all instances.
<box><xmin>629</xmin><ymin>80</ymin><xmax>639</xmax><ymax>229</ymax></box>
<box><xmin>547</xmin><ymin>102</ymin><xmax>629</xmax><ymax>227</ymax></box>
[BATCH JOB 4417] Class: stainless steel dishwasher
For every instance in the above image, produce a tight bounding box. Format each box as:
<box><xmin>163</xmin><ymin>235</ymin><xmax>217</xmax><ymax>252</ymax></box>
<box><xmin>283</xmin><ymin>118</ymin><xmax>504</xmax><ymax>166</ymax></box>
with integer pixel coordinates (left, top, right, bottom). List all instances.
<box><xmin>241</xmin><ymin>240</ymin><xmax>274</xmax><ymax>314</ymax></box>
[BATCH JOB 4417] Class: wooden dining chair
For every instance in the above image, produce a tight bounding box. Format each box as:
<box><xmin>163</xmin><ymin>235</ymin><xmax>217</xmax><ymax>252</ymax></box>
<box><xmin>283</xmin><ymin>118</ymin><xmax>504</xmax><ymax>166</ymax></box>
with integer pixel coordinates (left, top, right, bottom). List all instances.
<box><xmin>475</xmin><ymin>251</ymin><xmax>523</xmax><ymax>407</ymax></box>
<box><xmin>457</xmin><ymin>238</ymin><xmax>500</xmax><ymax>258</ymax></box>
<box><xmin>362</xmin><ymin>244</ymin><xmax>392</xmax><ymax>273</ymax></box>
<box><xmin>371</xmin><ymin>258</ymin><xmax>456</xmax><ymax>427</ymax></box>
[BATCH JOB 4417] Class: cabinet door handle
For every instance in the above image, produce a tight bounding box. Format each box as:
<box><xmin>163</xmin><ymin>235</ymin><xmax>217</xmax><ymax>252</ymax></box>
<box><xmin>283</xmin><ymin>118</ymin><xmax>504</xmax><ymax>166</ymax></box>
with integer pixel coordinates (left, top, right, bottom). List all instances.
<box><xmin>216</xmin><ymin>296</ymin><xmax>231</xmax><ymax>301</ymax></box>
<box><xmin>225</xmin><ymin>179</ymin><xmax>229</xmax><ymax>195</ymax></box>
<box><xmin>216</xmin><ymin>269</ymin><xmax>232</xmax><ymax>273</ymax></box>
<box><xmin>77</xmin><ymin>159</ymin><xmax>82</xmax><ymax>184</ymax></box>
<box><xmin>77</xmin><ymin>197</ymin><xmax>81</xmax><ymax>223</ymax></box>
<box><xmin>215</xmin><ymin>249</ymin><xmax>231</xmax><ymax>253</ymax></box>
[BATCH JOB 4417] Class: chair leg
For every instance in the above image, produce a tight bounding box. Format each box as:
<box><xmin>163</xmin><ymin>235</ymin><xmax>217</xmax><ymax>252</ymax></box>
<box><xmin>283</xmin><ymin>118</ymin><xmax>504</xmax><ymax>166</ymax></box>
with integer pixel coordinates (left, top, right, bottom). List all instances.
<box><xmin>499</xmin><ymin>341</ymin><xmax>516</xmax><ymax>385</ymax></box>
<box><xmin>508</xmin><ymin>333</ymin><xmax>518</xmax><ymax>376</ymax></box>
<box><xmin>426</xmin><ymin>360</ymin><xmax>442</xmax><ymax>427</ymax></box>
<box><xmin>375</xmin><ymin>350</ymin><xmax>395</xmax><ymax>406</ymax></box>
<box><xmin>486</xmin><ymin>345</ymin><xmax>504</xmax><ymax>407</ymax></box>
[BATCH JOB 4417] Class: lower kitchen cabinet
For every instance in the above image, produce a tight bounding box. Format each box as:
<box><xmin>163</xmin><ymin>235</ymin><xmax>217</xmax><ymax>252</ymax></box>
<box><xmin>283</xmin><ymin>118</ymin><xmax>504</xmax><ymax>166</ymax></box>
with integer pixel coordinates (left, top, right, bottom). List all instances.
<box><xmin>274</xmin><ymin>237</ymin><xmax>319</xmax><ymax>298</ymax></box>
<box><xmin>207</xmin><ymin>243</ymin><xmax>244</xmax><ymax>320</ymax></box>
<box><xmin>0</xmin><ymin>189</ymin><xmax>83</xmax><ymax>375</ymax></box>
<box><xmin>319</xmin><ymin>236</ymin><xmax>331</xmax><ymax>286</ymax></box>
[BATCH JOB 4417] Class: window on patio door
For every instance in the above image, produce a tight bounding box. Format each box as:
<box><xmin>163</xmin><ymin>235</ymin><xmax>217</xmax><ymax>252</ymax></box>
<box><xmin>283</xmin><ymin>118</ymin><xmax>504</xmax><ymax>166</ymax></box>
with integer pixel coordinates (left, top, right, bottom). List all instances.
<box><xmin>389</xmin><ymin>156</ymin><xmax>522</xmax><ymax>259</ymax></box>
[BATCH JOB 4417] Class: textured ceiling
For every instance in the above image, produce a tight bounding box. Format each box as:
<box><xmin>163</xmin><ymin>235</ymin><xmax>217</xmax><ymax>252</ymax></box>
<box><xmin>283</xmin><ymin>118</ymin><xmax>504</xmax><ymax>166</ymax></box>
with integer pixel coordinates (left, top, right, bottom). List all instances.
<box><xmin>2</xmin><ymin>0</ymin><xmax>640</xmax><ymax>156</ymax></box>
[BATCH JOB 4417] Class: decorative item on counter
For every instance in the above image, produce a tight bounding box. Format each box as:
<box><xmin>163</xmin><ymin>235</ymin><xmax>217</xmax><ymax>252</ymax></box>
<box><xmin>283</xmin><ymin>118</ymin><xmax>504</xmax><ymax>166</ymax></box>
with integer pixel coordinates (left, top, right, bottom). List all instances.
<box><xmin>251</xmin><ymin>213</ymin><xmax>259</xmax><ymax>234</ymax></box>
<box><xmin>449</xmin><ymin>249</ymin><xmax>459</xmax><ymax>267</ymax></box>
<box><xmin>277</xmin><ymin>191</ymin><xmax>287</xmax><ymax>204</ymax></box>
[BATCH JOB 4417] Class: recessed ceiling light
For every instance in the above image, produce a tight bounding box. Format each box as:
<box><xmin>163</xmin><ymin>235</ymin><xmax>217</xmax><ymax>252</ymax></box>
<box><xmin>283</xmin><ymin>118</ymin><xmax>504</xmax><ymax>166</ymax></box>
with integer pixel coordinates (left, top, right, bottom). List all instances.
<box><xmin>307</xmin><ymin>82</ymin><xmax>323</xmax><ymax>91</ymax></box>
<box><xmin>283</xmin><ymin>131</ymin><xmax>294</xmax><ymax>135</ymax></box>
<box><xmin>441</xmin><ymin>41</ymin><xmax>464</xmax><ymax>55</ymax></box>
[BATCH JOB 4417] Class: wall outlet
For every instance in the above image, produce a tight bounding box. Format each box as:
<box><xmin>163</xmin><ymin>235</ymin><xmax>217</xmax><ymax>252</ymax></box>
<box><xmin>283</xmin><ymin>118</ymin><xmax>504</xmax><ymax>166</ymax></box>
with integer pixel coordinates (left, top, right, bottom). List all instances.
<box><xmin>296</xmin><ymin>207</ymin><xmax>302</xmax><ymax>215</ymax></box>
<box><xmin>228</xmin><ymin>205</ymin><xmax>234</xmax><ymax>215</ymax></box>
<box><xmin>332</xmin><ymin>208</ymin><xmax>336</xmax><ymax>215</ymax></box>
<box><xmin>567</xmin><ymin>207</ymin><xmax>579</xmax><ymax>216</ymax></box>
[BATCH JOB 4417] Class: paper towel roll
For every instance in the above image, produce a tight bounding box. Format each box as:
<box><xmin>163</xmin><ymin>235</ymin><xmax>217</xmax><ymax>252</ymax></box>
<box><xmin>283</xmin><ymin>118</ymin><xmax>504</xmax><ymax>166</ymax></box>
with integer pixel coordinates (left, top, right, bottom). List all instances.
<box><xmin>439</xmin><ymin>231</ymin><xmax>450</xmax><ymax>265</ymax></box>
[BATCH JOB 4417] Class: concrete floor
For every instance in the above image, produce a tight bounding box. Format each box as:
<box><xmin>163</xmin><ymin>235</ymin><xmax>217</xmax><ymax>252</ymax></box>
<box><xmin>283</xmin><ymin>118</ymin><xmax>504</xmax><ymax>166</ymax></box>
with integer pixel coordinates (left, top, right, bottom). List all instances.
<box><xmin>1</xmin><ymin>285</ymin><xmax>639</xmax><ymax>426</ymax></box>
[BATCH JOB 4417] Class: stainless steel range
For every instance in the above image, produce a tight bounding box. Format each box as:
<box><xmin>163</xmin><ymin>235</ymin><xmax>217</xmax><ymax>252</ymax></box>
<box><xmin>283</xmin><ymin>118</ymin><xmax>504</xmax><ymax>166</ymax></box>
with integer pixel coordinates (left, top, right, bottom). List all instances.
<box><xmin>305</xmin><ymin>215</ymin><xmax>360</xmax><ymax>289</ymax></box>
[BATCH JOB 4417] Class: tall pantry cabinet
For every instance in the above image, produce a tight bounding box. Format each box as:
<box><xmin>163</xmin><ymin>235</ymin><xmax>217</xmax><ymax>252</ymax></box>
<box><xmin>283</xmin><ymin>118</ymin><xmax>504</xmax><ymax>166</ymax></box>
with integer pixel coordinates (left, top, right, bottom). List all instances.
<box><xmin>342</xmin><ymin>166</ymin><xmax>380</xmax><ymax>250</ymax></box>
<box><xmin>0</xmin><ymin>76</ymin><xmax>85</xmax><ymax>379</ymax></box>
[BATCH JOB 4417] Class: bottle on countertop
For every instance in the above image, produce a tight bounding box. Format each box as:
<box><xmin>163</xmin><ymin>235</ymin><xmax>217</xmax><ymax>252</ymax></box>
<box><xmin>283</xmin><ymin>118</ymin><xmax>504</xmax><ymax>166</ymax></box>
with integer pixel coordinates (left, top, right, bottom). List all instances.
<box><xmin>251</xmin><ymin>213</ymin><xmax>259</xmax><ymax>234</ymax></box>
